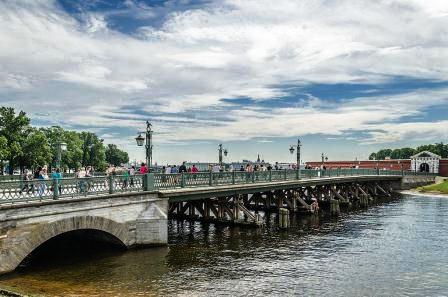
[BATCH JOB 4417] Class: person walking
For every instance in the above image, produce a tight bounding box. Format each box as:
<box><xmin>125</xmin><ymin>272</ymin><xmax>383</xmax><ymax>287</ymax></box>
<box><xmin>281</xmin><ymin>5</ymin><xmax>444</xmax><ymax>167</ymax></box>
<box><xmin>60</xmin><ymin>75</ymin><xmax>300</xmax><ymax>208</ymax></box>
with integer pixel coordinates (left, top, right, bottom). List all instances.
<box><xmin>165</xmin><ymin>165</ymin><xmax>172</xmax><ymax>174</ymax></box>
<box><xmin>77</xmin><ymin>167</ymin><xmax>87</xmax><ymax>193</ymax></box>
<box><xmin>212</xmin><ymin>164</ymin><xmax>220</xmax><ymax>173</ymax></box>
<box><xmin>140</xmin><ymin>162</ymin><xmax>148</xmax><ymax>174</ymax></box>
<box><xmin>122</xmin><ymin>169</ymin><xmax>129</xmax><ymax>189</ymax></box>
<box><xmin>51</xmin><ymin>168</ymin><xmax>63</xmax><ymax>194</ymax></box>
<box><xmin>19</xmin><ymin>169</ymin><xmax>32</xmax><ymax>195</ymax></box>
<box><xmin>129</xmin><ymin>166</ymin><xmax>135</xmax><ymax>186</ymax></box>
<box><xmin>179</xmin><ymin>162</ymin><xmax>187</xmax><ymax>173</ymax></box>
<box><xmin>38</xmin><ymin>167</ymin><xmax>49</xmax><ymax>197</ymax></box>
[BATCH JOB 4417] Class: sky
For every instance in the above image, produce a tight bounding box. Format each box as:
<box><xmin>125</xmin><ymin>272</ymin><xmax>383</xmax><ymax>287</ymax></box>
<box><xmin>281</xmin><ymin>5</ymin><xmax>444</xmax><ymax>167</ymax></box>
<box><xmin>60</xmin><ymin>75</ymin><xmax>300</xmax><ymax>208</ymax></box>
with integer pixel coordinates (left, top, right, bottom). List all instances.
<box><xmin>0</xmin><ymin>0</ymin><xmax>448</xmax><ymax>165</ymax></box>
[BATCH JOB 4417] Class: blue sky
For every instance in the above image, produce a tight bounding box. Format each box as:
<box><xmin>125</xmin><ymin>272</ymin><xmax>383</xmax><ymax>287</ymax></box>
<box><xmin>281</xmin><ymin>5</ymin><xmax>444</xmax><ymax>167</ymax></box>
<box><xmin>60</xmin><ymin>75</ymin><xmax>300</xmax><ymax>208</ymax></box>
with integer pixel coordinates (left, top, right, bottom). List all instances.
<box><xmin>1</xmin><ymin>0</ymin><xmax>448</xmax><ymax>164</ymax></box>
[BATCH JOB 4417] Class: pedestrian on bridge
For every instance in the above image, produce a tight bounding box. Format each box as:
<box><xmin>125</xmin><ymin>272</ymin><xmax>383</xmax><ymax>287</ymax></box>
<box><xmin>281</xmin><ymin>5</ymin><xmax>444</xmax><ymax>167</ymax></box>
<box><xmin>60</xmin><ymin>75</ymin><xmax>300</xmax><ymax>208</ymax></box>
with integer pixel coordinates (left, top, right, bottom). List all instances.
<box><xmin>19</xmin><ymin>170</ymin><xmax>32</xmax><ymax>195</ymax></box>
<box><xmin>179</xmin><ymin>162</ymin><xmax>187</xmax><ymax>173</ymax></box>
<box><xmin>51</xmin><ymin>168</ymin><xmax>63</xmax><ymax>194</ymax></box>
<box><xmin>129</xmin><ymin>166</ymin><xmax>135</xmax><ymax>186</ymax></box>
<box><xmin>140</xmin><ymin>163</ymin><xmax>148</xmax><ymax>174</ymax></box>
<box><xmin>38</xmin><ymin>167</ymin><xmax>49</xmax><ymax>197</ymax></box>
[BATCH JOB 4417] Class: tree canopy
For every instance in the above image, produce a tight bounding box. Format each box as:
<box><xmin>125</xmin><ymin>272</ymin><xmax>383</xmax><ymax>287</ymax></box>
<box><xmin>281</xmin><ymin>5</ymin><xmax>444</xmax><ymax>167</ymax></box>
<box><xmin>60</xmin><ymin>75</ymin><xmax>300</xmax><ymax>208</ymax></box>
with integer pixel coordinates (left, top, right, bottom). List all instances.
<box><xmin>0</xmin><ymin>107</ymin><xmax>130</xmax><ymax>173</ymax></box>
<box><xmin>369</xmin><ymin>143</ymin><xmax>448</xmax><ymax>160</ymax></box>
<box><xmin>105</xmin><ymin>144</ymin><xmax>129</xmax><ymax>166</ymax></box>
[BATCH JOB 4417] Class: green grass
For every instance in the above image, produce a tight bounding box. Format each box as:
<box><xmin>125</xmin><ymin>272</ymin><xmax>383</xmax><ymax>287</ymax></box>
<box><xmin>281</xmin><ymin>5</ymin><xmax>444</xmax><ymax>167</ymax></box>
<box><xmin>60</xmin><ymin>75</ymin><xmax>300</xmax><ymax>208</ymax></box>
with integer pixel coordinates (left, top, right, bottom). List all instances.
<box><xmin>417</xmin><ymin>181</ymin><xmax>448</xmax><ymax>194</ymax></box>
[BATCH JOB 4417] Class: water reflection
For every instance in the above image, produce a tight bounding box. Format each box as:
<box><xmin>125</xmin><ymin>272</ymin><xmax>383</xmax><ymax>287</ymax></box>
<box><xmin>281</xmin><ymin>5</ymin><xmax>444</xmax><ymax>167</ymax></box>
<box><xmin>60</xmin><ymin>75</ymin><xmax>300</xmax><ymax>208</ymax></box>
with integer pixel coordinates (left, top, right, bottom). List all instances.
<box><xmin>1</xmin><ymin>194</ymin><xmax>448</xmax><ymax>296</ymax></box>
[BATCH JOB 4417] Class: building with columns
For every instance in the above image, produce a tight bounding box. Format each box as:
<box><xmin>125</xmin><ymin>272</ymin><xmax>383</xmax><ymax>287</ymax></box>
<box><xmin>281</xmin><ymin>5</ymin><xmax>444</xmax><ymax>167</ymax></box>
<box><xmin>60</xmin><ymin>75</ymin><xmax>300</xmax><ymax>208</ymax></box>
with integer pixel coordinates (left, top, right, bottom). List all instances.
<box><xmin>410</xmin><ymin>151</ymin><xmax>440</xmax><ymax>174</ymax></box>
<box><xmin>306</xmin><ymin>151</ymin><xmax>448</xmax><ymax>177</ymax></box>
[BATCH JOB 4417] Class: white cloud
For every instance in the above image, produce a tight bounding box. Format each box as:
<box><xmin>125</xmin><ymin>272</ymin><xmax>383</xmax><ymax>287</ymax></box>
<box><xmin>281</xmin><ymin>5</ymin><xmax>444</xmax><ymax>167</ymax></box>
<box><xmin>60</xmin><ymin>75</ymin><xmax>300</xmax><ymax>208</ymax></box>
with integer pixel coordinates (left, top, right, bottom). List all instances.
<box><xmin>0</xmin><ymin>0</ymin><xmax>447</xmax><ymax>155</ymax></box>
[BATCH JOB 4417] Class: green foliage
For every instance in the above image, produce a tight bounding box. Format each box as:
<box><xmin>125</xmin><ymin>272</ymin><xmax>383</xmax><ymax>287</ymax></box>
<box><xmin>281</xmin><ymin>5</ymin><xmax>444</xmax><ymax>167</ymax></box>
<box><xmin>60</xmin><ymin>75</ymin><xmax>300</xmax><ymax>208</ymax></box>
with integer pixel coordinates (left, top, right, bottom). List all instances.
<box><xmin>20</xmin><ymin>128</ymin><xmax>52</xmax><ymax>168</ymax></box>
<box><xmin>79</xmin><ymin>132</ymin><xmax>107</xmax><ymax>171</ymax></box>
<box><xmin>62</xmin><ymin>130</ymin><xmax>83</xmax><ymax>171</ymax></box>
<box><xmin>0</xmin><ymin>107</ymin><xmax>31</xmax><ymax>173</ymax></box>
<box><xmin>105</xmin><ymin>144</ymin><xmax>129</xmax><ymax>166</ymax></box>
<box><xmin>418</xmin><ymin>181</ymin><xmax>448</xmax><ymax>194</ymax></box>
<box><xmin>0</xmin><ymin>136</ymin><xmax>9</xmax><ymax>161</ymax></box>
<box><xmin>374</xmin><ymin>149</ymin><xmax>393</xmax><ymax>160</ymax></box>
<box><xmin>370</xmin><ymin>143</ymin><xmax>448</xmax><ymax>160</ymax></box>
<box><xmin>0</xmin><ymin>107</ymin><xmax>129</xmax><ymax>173</ymax></box>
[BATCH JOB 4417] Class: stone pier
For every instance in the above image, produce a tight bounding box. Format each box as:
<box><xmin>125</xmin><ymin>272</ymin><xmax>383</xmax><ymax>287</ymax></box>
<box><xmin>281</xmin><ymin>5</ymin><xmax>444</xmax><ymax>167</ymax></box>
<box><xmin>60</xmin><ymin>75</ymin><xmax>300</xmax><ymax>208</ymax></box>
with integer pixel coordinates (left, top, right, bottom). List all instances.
<box><xmin>0</xmin><ymin>192</ymin><xmax>168</xmax><ymax>275</ymax></box>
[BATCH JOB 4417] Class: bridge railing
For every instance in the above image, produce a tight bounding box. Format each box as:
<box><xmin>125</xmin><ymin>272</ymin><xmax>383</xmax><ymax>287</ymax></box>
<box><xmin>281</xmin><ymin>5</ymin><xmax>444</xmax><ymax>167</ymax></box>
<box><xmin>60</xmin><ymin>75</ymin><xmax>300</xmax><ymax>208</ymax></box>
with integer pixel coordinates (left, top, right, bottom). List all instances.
<box><xmin>0</xmin><ymin>169</ymin><xmax>436</xmax><ymax>204</ymax></box>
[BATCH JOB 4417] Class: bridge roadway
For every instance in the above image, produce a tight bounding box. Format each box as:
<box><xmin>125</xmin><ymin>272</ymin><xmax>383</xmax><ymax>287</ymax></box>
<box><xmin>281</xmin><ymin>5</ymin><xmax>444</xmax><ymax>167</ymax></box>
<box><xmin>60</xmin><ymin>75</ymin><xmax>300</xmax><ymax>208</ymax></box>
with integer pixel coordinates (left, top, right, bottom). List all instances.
<box><xmin>161</xmin><ymin>175</ymin><xmax>405</xmax><ymax>202</ymax></box>
<box><xmin>0</xmin><ymin>173</ymin><xmax>436</xmax><ymax>275</ymax></box>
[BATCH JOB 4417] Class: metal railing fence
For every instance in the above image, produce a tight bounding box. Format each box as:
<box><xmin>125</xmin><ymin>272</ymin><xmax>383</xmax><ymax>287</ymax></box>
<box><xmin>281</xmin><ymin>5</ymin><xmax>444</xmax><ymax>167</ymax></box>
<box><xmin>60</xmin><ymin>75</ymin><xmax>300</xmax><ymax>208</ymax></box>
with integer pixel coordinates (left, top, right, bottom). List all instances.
<box><xmin>0</xmin><ymin>169</ymin><xmax>436</xmax><ymax>204</ymax></box>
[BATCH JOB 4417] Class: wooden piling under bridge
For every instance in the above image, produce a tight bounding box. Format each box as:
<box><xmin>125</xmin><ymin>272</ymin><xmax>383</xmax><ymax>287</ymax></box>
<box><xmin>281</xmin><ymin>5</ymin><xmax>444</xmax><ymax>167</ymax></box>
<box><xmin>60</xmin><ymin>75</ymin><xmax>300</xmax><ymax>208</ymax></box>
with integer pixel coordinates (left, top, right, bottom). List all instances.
<box><xmin>163</xmin><ymin>174</ymin><xmax>435</xmax><ymax>227</ymax></box>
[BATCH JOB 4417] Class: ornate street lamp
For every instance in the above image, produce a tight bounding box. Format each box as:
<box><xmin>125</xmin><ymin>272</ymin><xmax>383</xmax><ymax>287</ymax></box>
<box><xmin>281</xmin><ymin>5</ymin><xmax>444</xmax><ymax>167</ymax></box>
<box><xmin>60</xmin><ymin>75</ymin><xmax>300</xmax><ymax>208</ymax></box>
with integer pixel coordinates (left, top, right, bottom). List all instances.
<box><xmin>321</xmin><ymin>153</ymin><xmax>328</xmax><ymax>164</ymax></box>
<box><xmin>289</xmin><ymin>139</ymin><xmax>301</xmax><ymax>167</ymax></box>
<box><xmin>136</xmin><ymin>121</ymin><xmax>153</xmax><ymax>169</ymax></box>
<box><xmin>218</xmin><ymin>144</ymin><xmax>229</xmax><ymax>167</ymax></box>
<box><xmin>55</xmin><ymin>141</ymin><xmax>67</xmax><ymax>169</ymax></box>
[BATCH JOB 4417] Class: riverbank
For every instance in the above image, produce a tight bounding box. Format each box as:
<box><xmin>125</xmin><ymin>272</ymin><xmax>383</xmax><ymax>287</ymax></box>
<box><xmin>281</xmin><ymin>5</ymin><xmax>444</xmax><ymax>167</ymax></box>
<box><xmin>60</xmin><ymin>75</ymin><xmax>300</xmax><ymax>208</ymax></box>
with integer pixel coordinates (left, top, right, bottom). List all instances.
<box><xmin>415</xmin><ymin>180</ymin><xmax>448</xmax><ymax>195</ymax></box>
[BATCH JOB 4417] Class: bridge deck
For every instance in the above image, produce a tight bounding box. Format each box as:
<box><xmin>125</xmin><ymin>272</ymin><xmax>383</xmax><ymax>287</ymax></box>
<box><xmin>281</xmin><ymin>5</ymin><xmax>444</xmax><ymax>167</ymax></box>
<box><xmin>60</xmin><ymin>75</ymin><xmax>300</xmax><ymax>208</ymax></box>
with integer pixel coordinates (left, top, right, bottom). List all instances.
<box><xmin>160</xmin><ymin>175</ymin><xmax>402</xmax><ymax>202</ymax></box>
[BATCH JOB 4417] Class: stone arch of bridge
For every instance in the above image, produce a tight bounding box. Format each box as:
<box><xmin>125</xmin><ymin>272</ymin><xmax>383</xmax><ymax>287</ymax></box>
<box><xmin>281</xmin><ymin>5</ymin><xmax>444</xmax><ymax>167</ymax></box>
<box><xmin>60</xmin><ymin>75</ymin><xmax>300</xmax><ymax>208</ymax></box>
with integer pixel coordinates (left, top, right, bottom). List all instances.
<box><xmin>5</xmin><ymin>216</ymin><xmax>129</xmax><ymax>273</ymax></box>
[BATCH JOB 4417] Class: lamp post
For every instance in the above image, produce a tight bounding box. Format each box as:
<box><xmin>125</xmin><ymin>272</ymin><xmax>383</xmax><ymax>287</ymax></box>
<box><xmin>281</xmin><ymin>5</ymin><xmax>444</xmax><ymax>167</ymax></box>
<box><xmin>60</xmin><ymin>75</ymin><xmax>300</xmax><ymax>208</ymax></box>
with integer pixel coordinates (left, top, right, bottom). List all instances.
<box><xmin>135</xmin><ymin>121</ymin><xmax>153</xmax><ymax>169</ymax></box>
<box><xmin>55</xmin><ymin>142</ymin><xmax>67</xmax><ymax>169</ymax></box>
<box><xmin>289</xmin><ymin>139</ymin><xmax>301</xmax><ymax>168</ymax></box>
<box><xmin>218</xmin><ymin>144</ymin><xmax>228</xmax><ymax>167</ymax></box>
<box><xmin>321</xmin><ymin>153</ymin><xmax>328</xmax><ymax>164</ymax></box>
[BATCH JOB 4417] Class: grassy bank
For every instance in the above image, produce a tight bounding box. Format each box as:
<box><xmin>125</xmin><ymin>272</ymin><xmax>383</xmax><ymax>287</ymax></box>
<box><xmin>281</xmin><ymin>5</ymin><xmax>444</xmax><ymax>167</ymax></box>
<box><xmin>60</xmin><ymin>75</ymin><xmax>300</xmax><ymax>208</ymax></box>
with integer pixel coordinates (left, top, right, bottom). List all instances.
<box><xmin>417</xmin><ymin>181</ymin><xmax>448</xmax><ymax>194</ymax></box>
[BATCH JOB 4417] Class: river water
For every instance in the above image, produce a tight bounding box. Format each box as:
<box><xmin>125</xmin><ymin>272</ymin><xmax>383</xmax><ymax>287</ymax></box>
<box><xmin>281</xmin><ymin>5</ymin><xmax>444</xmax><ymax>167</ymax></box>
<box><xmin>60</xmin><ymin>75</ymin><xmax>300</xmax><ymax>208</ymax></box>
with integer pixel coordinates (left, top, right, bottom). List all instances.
<box><xmin>1</xmin><ymin>193</ymin><xmax>448</xmax><ymax>296</ymax></box>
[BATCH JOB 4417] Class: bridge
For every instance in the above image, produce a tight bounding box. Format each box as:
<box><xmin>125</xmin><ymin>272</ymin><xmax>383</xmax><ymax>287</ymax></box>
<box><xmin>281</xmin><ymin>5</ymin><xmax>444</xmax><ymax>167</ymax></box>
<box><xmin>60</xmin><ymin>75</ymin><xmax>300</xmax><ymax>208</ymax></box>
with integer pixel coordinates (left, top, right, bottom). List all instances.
<box><xmin>0</xmin><ymin>169</ymin><xmax>435</xmax><ymax>275</ymax></box>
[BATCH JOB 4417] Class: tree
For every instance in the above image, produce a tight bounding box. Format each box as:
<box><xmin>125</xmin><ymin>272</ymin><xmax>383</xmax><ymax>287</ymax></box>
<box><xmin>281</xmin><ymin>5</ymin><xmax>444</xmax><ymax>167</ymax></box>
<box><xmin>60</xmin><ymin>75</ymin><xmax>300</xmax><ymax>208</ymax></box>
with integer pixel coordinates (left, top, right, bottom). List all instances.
<box><xmin>62</xmin><ymin>130</ymin><xmax>83</xmax><ymax>171</ymax></box>
<box><xmin>399</xmin><ymin>147</ymin><xmax>416</xmax><ymax>159</ymax></box>
<box><xmin>19</xmin><ymin>128</ymin><xmax>52</xmax><ymax>169</ymax></box>
<box><xmin>368</xmin><ymin>152</ymin><xmax>377</xmax><ymax>160</ymax></box>
<box><xmin>0</xmin><ymin>136</ymin><xmax>9</xmax><ymax>173</ymax></box>
<box><xmin>390</xmin><ymin>149</ymin><xmax>402</xmax><ymax>160</ymax></box>
<box><xmin>0</xmin><ymin>107</ymin><xmax>30</xmax><ymax>174</ymax></box>
<box><xmin>375</xmin><ymin>149</ymin><xmax>392</xmax><ymax>160</ymax></box>
<box><xmin>416</xmin><ymin>144</ymin><xmax>436</xmax><ymax>154</ymax></box>
<box><xmin>79</xmin><ymin>132</ymin><xmax>107</xmax><ymax>171</ymax></box>
<box><xmin>434</xmin><ymin>142</ymin><xmax>448</xmax><ymax>158</ymax></box>
<box><xmin>105</xmin><ymin>144</ymin><xmax>129</xmax><ymax>166</ymax></box>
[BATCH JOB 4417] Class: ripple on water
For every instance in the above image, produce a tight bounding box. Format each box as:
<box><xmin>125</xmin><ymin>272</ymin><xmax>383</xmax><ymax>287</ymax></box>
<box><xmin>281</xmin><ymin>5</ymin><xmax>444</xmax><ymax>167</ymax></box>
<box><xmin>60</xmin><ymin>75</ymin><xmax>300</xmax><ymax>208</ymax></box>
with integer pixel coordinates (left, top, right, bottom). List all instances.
<box><xmin>1</xmin><ymin>194</ymin><xmax>448</xmax><ymax>296</ymax></box>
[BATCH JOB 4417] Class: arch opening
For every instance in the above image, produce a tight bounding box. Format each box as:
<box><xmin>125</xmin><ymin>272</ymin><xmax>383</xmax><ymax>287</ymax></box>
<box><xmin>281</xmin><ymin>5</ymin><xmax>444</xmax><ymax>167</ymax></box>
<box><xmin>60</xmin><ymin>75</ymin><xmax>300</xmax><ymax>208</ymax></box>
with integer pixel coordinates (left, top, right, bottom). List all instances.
<box><xmin>18</xmin><ymin>229</ymin><xmax>127</xmax><ymax>271</ymax></box>
<box><xmin>420</xmin><ymin>163</ymin><xmax>430</xmax><ymax>173</ymax></box>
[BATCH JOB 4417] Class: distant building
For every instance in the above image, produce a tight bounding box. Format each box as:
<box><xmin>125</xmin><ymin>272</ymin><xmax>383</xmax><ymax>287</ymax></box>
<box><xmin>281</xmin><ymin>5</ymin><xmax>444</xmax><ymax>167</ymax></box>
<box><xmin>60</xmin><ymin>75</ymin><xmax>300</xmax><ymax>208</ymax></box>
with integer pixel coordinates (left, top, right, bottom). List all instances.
<box><xmin>306</xmin><ymin>152</ymin><xmax>448</xmax><ymax>177</ymax></box>
<box><xmin>410</xmin><ymin>151</ymin><xmax>440</xmax><ymax>174</ymax></box>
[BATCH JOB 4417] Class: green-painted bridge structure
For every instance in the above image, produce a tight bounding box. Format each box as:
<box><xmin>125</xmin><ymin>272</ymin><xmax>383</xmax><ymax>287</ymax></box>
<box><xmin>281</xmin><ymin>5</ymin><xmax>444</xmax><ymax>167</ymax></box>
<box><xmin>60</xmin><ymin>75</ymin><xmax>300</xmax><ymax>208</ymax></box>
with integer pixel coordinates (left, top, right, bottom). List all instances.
<box><xmin>0</xmin><ymin>169</ymin><xmax>436</xmax><ymax>275</ymax></box>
